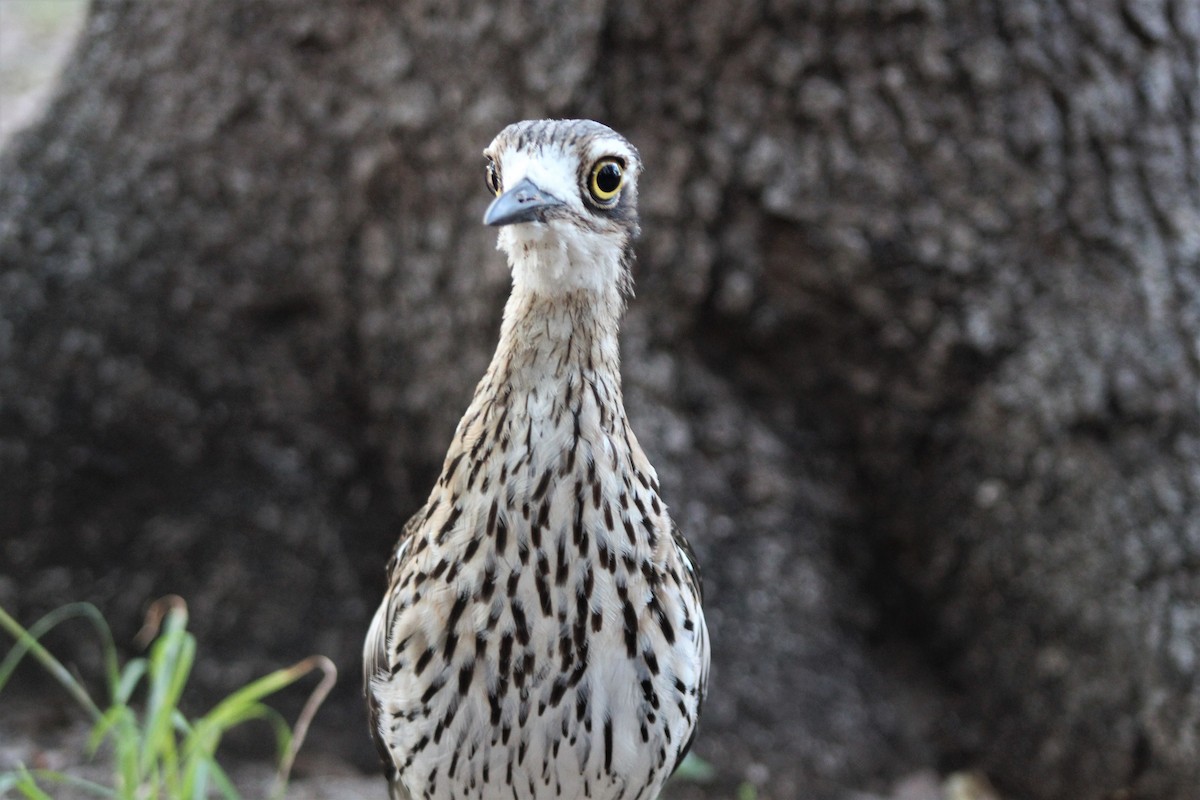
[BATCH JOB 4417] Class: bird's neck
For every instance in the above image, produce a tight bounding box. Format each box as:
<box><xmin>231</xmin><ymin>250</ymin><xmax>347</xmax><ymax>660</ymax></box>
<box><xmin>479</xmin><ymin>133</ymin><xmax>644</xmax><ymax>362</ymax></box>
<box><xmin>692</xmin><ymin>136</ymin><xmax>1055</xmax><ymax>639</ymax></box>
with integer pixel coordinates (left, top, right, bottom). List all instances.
<box><xmin>485</xmin><ymin>286</ymin><xmax>625</xmax><ymax>397</ymax></box>
<box><xmin>437</xmin><ymin>283</ymin><xmax>650</xmax><ymax>516</ymax></box>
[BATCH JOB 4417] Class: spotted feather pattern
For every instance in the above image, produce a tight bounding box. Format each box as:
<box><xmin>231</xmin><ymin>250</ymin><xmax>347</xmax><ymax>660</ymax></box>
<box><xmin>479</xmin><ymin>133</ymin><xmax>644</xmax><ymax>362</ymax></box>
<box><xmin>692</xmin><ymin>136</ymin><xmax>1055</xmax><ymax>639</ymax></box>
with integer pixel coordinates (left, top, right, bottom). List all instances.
<box><xmin>365</xmin><ymin>120</ymin><xmax>709</xmax><ymax>800</ymax></box>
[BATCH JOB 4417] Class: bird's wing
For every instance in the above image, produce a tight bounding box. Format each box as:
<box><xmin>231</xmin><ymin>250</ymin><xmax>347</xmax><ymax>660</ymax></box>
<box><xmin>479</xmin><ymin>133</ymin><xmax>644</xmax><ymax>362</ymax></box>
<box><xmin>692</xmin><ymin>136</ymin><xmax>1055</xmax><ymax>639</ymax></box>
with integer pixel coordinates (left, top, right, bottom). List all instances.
<box><xmin>671</xmin><ymin>519</ymin><xmax>703</xmax><ymax>602</ymax></box>
<box><xmin>667</xmin><ymin>519</ymin><xmax>709</xmax><ymax>779</ymax></box>
<box><xmin>364</xmin><ymin>510</ymin><xmax>424</xmax><ymax>791</ymax></box>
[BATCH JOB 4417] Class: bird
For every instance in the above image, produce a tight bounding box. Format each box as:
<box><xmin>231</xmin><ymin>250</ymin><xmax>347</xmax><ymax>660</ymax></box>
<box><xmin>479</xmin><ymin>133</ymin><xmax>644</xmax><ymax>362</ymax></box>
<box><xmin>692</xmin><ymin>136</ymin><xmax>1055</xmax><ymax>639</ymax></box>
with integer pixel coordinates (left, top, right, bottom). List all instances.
<box><xmin>364</xmin><ymin>119</ymin><xmax>709</xmax><ymax>800</ymax></box>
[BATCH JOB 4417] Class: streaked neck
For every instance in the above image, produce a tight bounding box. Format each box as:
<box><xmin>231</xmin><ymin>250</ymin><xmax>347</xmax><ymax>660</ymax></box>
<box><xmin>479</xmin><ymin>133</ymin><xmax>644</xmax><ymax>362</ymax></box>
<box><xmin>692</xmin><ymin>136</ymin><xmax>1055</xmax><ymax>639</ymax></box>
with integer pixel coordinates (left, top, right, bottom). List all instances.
<box><xmin>489</xmin><ymin>286</ymin><xmax>624</xmax><ymax>393</ymax></box>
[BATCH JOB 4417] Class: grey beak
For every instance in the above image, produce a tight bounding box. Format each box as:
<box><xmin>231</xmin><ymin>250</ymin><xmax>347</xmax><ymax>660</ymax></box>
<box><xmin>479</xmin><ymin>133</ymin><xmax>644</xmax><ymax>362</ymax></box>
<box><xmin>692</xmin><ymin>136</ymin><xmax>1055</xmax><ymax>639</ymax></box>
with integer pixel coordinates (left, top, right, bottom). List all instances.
<box><xmin>483</xmin><ymin>177</ymin><xmax>563</xmax><ymax>226</ymax></box>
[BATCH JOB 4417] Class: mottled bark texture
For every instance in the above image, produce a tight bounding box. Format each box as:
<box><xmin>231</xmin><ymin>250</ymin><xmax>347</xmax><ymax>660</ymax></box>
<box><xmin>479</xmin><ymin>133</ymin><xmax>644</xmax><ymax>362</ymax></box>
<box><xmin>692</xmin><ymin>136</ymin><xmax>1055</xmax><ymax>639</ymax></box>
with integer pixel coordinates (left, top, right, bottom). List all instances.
<box><xmin>1</xmin><ymin>0</ymin><xmax>1197</xmax><ymax>798</ymax></box>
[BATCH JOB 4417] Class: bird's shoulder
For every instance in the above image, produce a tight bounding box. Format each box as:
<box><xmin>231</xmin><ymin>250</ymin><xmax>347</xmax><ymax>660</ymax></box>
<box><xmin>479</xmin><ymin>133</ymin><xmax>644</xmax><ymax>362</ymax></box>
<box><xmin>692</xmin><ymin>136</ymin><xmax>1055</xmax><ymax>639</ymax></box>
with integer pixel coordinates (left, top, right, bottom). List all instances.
<box><xmin>668</xmin><ymin>518</ymin><xmax>703</xmax><ymax>601</ymax></box>
<box><xmin>362</xmin><ymin>505</ymin><xmax>431</xmax><ymax>784</ymax></box>
<box><xmin>364</xmin><ymin>505</ymin><xmax>428</xmax><ymax>671</ymax></box>
<box><xmin>385</xmin><ymin>509</ymin><xmax>426</xmax><ymax>580</ymax></box>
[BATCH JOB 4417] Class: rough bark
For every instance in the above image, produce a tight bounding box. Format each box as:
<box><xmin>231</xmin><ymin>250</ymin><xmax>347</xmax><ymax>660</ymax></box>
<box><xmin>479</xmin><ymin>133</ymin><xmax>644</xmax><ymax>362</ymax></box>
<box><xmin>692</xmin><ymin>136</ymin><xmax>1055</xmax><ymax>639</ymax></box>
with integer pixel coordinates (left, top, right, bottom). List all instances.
<box><xmin>1</xmin><ymin>1</ymin><xmax>1197</xmax><ymax>798</ymax></box>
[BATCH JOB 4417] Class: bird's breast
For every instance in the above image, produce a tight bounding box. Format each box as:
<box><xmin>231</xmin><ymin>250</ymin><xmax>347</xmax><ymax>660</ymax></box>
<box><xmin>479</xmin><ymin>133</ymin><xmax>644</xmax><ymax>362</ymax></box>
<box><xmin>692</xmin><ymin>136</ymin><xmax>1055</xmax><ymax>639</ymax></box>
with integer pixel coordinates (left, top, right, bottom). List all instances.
<box><xmin>372</xmin><ymin>386</ymin><xmax>706</xmax><ymax>800</ymax></box>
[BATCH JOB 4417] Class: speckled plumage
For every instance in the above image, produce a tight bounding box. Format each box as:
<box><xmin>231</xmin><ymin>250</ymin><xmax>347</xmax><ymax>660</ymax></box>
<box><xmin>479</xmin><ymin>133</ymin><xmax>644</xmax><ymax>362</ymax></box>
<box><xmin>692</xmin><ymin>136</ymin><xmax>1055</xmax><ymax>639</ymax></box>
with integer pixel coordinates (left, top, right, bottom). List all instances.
<box><xmin>364</xmin><ymin>120</ymin><xmax>709</xmax><ymax>800</ymax></box>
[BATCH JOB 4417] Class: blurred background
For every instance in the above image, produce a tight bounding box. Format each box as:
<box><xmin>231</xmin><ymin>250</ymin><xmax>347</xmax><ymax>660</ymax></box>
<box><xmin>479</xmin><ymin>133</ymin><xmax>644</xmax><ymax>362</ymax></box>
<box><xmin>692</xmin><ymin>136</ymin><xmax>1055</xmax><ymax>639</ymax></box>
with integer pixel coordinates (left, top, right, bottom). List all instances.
<box><xmin>0</xmin><ymin>0</ymin><xmax>88</xmax><ymax>146</ymax></box>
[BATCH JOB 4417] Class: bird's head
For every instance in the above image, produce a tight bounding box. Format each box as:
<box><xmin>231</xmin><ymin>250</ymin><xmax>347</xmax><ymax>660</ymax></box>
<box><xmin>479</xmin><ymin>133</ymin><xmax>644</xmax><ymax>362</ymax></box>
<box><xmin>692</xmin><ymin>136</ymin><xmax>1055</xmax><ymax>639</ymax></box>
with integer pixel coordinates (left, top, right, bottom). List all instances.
<box><xmin>482</xmin><ymin>119</ymin><xmax>642</xmax><ymax>298</ymax></box>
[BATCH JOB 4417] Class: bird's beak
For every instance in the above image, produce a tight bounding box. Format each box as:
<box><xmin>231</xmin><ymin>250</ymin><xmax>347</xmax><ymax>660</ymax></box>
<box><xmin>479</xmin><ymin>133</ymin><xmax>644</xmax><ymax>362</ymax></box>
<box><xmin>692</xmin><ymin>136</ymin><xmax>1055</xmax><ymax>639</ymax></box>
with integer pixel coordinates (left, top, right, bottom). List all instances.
<box><xmin>483</xmin><ymin>177</ymin><xmax>563</xmax><ymax>226</ymax></box>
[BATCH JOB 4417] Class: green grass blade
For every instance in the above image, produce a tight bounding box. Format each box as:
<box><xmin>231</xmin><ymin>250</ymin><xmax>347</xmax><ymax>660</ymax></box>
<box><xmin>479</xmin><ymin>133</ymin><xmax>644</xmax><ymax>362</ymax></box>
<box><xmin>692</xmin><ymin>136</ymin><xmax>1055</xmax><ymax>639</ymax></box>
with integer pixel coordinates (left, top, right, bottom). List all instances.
<box><xmin>175</xmin><ymin>708</ymin><xmax>210</xmax><ymax>798</ymax></box>
<box><xmin>204</xmin><ymin>666</ymin><xmax>309</xmax><ymax>725</ymax></box>
<box><xmin>112</xmin><ymin>657</ymin><xmax>147</xmax><ymax>706</ymax></box>
<box><xmin>180</xmin><ymin>702</ymin><xmax>272</xmax><ymax>792</ymax></box>
<box><xmin>206</xmin><ymin>757</ymin><xmax>242</xmax><ymax>800</ymax></box>
<box><xmin>87</xmin><ymin>704</ymin><xmax>137</xmax><ymax>755</ymax></box>
<box><xmin>0</xmin><ymin>767</ymin><xmax>117</xmax><ymax>798</ymax></box>
<box><xmin>256</xmin><ymin>705</ymin><xmax>295</xmax><ymax>764</ymax></box>
<box><xmin>1</xmin><ymin>766</ymin><xmax>53</xmax><ymax>800</ymax></box>
<box><xmin>196</xmin><ymin>698</ymin><xmax>276</xmax><ymax>736</ymax></box>
<box><xmin>112</xmin><ymin>712</ymin><xmax>143</xmax><ymax>800</ymax></box>
<box><xmin>190</xmin><ymin>655</ymin><xmax>336</xmax><ymax>798</ymax></box>
<box><xmin>160</xmin><ymin>721</ymin><xmax>181</xmax><ymax>800</ymax></box>
<box><xmin>139</xmin><ymin>610</ymin><xmax>195</xmax><ymax>776</ymax></box>
<box><xmin>13</xmin><ymin>780</ymin><xmax>54</xmax><ymax>799</ymax></box>
<box><xmin>190</xmin><ymin>656</ymin><xmax>325</xmax><ymax>757</ymax></box>
<box><xmin>0</xmin><ymin>604</ymin><xmax>109</xmax><ymax>720</ymax></box>
<box><xmin>0</xmin><ymin>770</ymin><xmax>26</xmax><ymax>796</ymax></box>
<box><xmin>1</xmin><ymin>598</ymin><xmax>332</xmax><ymax>800</ymax></box>
<box><xmin>14</xmin><ymin>785</ymin><xmax>53</xmax><ymax>800</ymax></box>
<box><xmin>175</xmin><ymin>701</ymin><xmax>246</xmax><ymax>800</ymax></box>
<box><xmin>188</xmin><ymin>755</ymin><xmax>210</xmax><ymax>800</ymax></box>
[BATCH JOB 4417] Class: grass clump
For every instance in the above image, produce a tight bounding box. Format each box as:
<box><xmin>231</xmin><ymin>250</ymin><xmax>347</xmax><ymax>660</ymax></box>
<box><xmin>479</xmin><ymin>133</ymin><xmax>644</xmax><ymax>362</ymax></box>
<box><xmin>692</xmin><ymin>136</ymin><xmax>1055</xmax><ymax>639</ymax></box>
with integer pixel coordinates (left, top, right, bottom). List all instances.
<box><xmin>0</xmin><ymin>596</ymin><xmax>335</xmax><ymax>799</ymax></box>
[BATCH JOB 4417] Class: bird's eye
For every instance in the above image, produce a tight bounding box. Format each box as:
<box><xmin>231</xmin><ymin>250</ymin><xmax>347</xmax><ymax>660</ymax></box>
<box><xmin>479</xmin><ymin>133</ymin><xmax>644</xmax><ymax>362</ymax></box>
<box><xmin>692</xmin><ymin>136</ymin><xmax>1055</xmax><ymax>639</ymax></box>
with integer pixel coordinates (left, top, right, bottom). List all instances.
<box><xmin>588</xmin><ymin>158</ymin><xmax>624</xmax><ymax>203</ymax></box>
<box><xmin>485</xmin><ymin>160</ymin><xmax>502</xmax><ymax>196</ymax></box>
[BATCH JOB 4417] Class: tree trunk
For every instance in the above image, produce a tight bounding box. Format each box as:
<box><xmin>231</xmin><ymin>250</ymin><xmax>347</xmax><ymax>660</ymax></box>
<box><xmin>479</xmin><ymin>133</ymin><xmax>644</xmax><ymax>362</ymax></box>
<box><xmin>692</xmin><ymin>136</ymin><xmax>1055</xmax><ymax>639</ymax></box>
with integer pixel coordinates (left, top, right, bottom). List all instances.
<box><xmin>1</xmin><ymin>1</ymin><xmax>1197</xmax><ymax>798</ymax></box>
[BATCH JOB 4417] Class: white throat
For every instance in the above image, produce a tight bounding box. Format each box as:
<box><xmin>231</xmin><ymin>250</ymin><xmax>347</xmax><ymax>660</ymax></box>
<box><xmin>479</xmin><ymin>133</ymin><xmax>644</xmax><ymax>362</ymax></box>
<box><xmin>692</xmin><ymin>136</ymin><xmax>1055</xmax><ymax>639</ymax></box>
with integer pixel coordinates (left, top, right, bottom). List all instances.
<box><xmin>497</xmin><ymin>223</ymin><xmax>626</xmax><ymax>298</ymax></box>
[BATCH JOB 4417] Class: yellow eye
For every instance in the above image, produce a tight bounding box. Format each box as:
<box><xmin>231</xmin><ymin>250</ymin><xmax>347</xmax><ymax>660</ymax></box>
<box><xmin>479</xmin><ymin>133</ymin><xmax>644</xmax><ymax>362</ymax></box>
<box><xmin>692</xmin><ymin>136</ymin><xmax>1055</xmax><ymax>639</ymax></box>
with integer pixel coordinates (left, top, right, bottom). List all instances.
<box><xmin>485</xmin><ymin>159</ymin><xmax>501</xmax><ymax>196</ymax></box>
<box><xmin>588</xmin><ymin>158</ymin><xmax>624</xmax><ymax>203</ymax></box>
